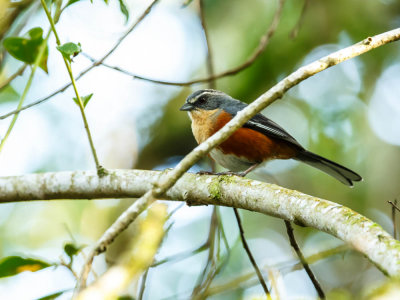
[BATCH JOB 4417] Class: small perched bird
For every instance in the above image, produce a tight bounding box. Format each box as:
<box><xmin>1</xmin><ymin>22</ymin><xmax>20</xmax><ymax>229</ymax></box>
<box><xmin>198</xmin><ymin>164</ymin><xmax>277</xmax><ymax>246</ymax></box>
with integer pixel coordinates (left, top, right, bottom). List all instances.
<box><xmin>180</xmin><ymin>89</ymin><xmax>362</xmax><ymax>186</ymax></box>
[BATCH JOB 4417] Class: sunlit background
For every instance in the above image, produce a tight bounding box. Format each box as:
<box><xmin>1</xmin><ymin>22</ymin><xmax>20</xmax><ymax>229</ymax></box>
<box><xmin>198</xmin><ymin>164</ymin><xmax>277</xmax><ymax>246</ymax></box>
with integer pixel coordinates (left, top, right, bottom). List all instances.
<box><xmin>1</xmin><ymin>0</ymin><xmax>400</xmax><ymax>299</ymax></box>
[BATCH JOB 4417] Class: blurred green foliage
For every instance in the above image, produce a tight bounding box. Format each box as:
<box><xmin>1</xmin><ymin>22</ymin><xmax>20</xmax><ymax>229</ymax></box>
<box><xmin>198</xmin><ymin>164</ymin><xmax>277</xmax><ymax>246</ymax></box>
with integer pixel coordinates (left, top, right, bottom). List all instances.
<box><xmin>0</xmin><ymin>0</ymin><xmax>400</xmax><ymax>299</ymax></box>
<box><xmin>0</xmin><ymin>256</ymin><xmax>52</xmax><ymax>278</ymax></box>
<box><xmin>3</xmin><ymin>27</ymin><xmax>48</xmax><ymax>73</ymax></box>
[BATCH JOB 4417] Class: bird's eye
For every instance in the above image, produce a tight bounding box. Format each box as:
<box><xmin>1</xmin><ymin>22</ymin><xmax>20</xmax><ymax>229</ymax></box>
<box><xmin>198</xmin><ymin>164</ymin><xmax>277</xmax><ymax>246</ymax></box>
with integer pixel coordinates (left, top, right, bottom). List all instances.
<box><xmin>197</xmin><ymin>96</ymin><xmax>206</xmax><ymax>104</ymax></box>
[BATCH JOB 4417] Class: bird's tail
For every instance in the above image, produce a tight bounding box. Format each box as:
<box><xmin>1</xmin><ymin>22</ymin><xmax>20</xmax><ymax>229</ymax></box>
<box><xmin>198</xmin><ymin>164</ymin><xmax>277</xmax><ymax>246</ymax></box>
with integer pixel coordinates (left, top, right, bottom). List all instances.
<box><xmin>295</xmin><ymin>150</ymin><xmax>362</xmax><ymax>186</ymax></box>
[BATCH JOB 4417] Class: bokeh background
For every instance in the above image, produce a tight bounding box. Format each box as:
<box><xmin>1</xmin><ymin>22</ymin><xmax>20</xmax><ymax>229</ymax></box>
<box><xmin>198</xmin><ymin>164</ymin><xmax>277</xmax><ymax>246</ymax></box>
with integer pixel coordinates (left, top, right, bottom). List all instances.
<box><xmin>1</xmin><ymin>0</ymin><xmax>400</xmax><ymax>299</ymax></box>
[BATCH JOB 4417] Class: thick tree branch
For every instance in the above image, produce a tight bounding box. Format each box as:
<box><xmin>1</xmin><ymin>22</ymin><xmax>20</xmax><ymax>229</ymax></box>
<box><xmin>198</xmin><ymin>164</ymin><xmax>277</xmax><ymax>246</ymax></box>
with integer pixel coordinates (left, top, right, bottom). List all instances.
<box><xmin>1</xmin><ymin>169</ymin><xmax>400</xmax><ymax>277</ymax></box>
<box><xmin>2</xmin><ymin>28</ymin><xmax>399</xmax><ymax>290</ymax></box>
<box><xmin>151</xmin><ymin>27</ymin><xmax>400</xmax><ymax>199</ymax></box>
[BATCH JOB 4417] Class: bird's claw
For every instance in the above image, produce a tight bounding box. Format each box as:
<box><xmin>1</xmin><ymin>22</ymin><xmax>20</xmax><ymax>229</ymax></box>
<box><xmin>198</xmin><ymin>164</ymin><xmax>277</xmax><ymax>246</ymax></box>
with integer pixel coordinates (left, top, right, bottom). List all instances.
<box><xmin>197</xmin><ymin>171</ymin><xmax>246</xmax><ymax>177</ymax></box>
<box><xmin>197</xmin><ymin>170</ymin><xmax>215</xmax><ymax>175</ymax></box>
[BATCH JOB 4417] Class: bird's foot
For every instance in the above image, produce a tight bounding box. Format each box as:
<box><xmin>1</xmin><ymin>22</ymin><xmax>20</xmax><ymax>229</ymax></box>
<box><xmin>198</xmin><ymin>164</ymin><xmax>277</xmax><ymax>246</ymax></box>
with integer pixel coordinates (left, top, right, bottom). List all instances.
<box><xmin>197</xmin><ymin>170</ymin><xmax>215</xmax><ymax>175</ymax></box>
<box><xmin>197</xmin><ymin>170</ymin><xmax>246</xmax><ymax>177</ymax></box>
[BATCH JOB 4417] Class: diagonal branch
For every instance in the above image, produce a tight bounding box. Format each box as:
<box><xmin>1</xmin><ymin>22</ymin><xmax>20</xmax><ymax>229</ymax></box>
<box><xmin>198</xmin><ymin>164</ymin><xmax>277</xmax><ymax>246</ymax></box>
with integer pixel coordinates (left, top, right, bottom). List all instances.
<box><xmin>72</xmin><ymin>27</ymin><xmax>400</xmax><ymax>289</ymax></box>
<box><xmin>1</xmin><ymin>169</ymin><xmax>400</xmax><ymax>277</ymax></box>
<box><xmin>0</xmin><ymin>64</ymin><xmax>27</xmax><ymax>90</ymax></box>
<box><xmin>41</xmin><ymin>0</ymin><xmax>104</xmax><ymax>175</ymax></box>
<box><xmin>81</xmin><ymin>0</ymin><xmax>285</xmax><ymax>87</ymax></box>
<box><xmin>234</xmin><ymin>208</ymin><xmax>270</xmax><ymax>297</ymax></box>
<box><xmin>3</xmin><ymin>28</ymin><xmax>399</xmax><ymax>291</ymax></box>
<box><xmin>152</xmin><ymin>27</ymin><xmax>400</xmax><ymax>200</ymax></box>
<box><xmin>199</xmin><ymin>0</ymin><xmax>216</xmax><ymax>90</ymax></box>
<box><xmin>206</xmin><ymin>245</ymin><xmax>348</xmax><ymax>297</ymax></box>
<box><xmin>76</xmin><ymin>203</ymin><xmax>167</xmax><ymax>299</ymax></box>
<box><xmin>284</xmin><ymin>220</ymin><xmax>325</xmax><ymax>299</ymax></box>
<box><xmin>0</xmin><ymin>31</ymin><xmax>50</xmax><ymax>154</ymax></box>
<box><xmin>0</xmin><ymin>0</ymin><xmax>283</xmax><ymax>119</ymax></box>
<box><xmin>0</xmin><ymin>0</ymin><xmax>160</xmax><ymax>121</ymax></box>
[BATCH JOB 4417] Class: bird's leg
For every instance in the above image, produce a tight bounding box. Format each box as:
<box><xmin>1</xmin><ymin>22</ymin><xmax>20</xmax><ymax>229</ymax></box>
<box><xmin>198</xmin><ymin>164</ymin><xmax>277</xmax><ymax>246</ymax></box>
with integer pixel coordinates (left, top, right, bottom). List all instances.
<box><xmin>197</xmin><ymin>170</ymin><xmax>215</xmax><ymax>175</ymax></box>
<box><xmin>235</xmin><ymin>163</ymin><xmax>260</xmax><ymax>177</ymax></box>
<box><xmin>197</xmin><ymin>163</ymin><xmax>260</xmax><ymax>177</ymax></box>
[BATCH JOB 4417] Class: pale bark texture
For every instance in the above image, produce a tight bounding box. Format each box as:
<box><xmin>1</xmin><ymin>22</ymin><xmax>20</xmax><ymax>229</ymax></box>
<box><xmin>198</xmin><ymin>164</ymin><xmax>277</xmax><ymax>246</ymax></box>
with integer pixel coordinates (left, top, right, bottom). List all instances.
<box><xmin>1</xmin><ymin>169</ymin><xmax>399</xmax><ymax>277</ymax></box>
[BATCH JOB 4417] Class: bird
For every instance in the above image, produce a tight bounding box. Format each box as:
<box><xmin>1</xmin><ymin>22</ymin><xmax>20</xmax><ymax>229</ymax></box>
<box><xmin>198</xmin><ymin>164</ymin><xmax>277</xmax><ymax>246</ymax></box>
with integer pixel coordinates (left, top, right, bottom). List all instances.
<box><xmin>180</xmin><ymin>89</ymin><xmax>362</xmax><ymax>186</ymax></box>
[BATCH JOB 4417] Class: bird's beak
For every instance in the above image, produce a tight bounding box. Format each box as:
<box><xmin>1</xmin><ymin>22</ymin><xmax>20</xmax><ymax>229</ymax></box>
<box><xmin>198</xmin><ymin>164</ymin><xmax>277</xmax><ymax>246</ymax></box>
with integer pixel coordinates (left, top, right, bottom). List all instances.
<box><xmin>180</xmin><ymin>102</ymin><xmax>194</xmax><ymax>111</ymax></box>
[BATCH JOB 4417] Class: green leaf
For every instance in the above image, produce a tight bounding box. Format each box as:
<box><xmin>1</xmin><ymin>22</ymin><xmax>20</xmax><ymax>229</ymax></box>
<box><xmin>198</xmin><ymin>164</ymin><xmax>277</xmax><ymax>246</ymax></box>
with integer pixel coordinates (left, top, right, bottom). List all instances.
<box><xmin>0</xmin><ymin>84</ymin><xmax>20</xmax><ymax>103</ymax></box>
<box><xmin>0</xmin><ymin>256</ymin><xmax>52</xmax><ymax>278</ymax></box>
<box><xmin>118</xmin><ymin>0</ymin><xmax>129</xmax><ymax>22</ymax></box>
<box><xmin>182</xmin><ymin>0</ymin><xmax>195</xmax><ymax>7</ymax></box>
<box><xmin>40</xmin><ymin>45</ymin><xmax>49</xmax><ymax>73</ymax></box>
<box><xmin>66</xmin><ymin>0</ymin><xmax>80</xmax><ymax>7</ymax></box>
<box><xmin>117</xmin><ymin>296</ymin><xmax>135</xmax><ymax>300</ymax></box>
<box><xmin>82</xmin><ymin>93</ymin><xmax>93</xmax><ymax>107</ymax></box>
<box><xmin>56</xmin><ymin>42</ymin><xmax>81</xmax><ymax>62</ymax></box>
<box><xmin>28</xmin><ymin>27</ymin><xmax>43</xmax><ymax>40</ymax></box>
<box><xmin>35</xmin><ymin>290</ymin><xmax>66</xmax><ymax>300</ymax></box>
<box><xmin>73</xmin><ymin>93</ymin><xmax>93</xmax><ymax>108</ymax></box>
<box><xmin>63</xmin><ymin>243</ymin><xmax>84</xmax><ymax>261</ymax></box>
<box><xmin>3</xmin><ymin>27</ymin><xmax>48</xmax><ymax>73</ymax></box>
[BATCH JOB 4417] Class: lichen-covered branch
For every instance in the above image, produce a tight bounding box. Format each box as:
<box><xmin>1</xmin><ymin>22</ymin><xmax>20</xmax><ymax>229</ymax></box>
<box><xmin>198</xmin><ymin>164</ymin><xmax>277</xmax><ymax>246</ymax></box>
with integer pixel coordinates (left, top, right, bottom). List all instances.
<box><xmin>2</xmin><ymin>28</ymin><xmax>400</xmax><ymax>290</ymax></box>
<box><xmin>1</xmin><ymin>169</ymin><xmax>400</xmax><ymax>277</ymax></box>
<box><xmin>72</xmin><ymin>28</ymin><xmax>400</xmax><ymax>285</ymax></box>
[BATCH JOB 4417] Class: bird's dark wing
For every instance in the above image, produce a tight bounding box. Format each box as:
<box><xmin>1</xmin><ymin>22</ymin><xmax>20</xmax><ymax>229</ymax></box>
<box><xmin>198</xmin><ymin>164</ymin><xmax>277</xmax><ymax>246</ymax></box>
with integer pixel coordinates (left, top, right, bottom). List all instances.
<box><xmin>222</xmin><ymin>99</ymin><xmax>303</xmax><ymax>149</ymax></box>
<box><xmin>245</xmin><ymin>113</ymin><xmax>304</xmax><ymax>149</ymax></box>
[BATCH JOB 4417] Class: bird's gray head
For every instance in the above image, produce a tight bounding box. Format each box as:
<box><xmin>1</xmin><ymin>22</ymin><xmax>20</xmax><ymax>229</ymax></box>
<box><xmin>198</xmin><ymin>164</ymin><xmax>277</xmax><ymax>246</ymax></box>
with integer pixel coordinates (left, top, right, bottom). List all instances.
<box><xmin>179</xmin><ymin>89</ymin><xmax>231</xmax><ymax>112</ymax></box>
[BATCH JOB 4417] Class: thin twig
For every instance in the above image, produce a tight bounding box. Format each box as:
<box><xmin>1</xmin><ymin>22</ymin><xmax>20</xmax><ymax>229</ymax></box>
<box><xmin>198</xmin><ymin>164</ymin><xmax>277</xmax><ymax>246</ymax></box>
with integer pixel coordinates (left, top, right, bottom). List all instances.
<box><xmin>206</xmin><ymin>245</ymin><xmax>349</xmax><ymax>297</ymax></box>
<box><xmin>40</xmin><ymin>0</ymin><xmax>105</xmax><ymax>175</ymax></box>
<box><xmin>195</xmin><ymin>254</ymin><xmax>230</xmax><ymax>300</ymax></box>
<box><xmin>191</xmin><ymin>2</ymin><xmax>219</xmax><ymax>297</ymax></box>
<box><xmin>83</xmin><ymin>0</ymin><xmax>285</xmax><ymax>87</ymax></box>
<box><xmin>228</xmin><ymin>163</ymin><xmax>270</xmax><ymax>295</ymax></box>
<box><xmin>215</xmin><ymin>207</ymin><xmax>230</xmax><ymax>256</ymax></box>
<box><xmin>73</xmin><ymin>27</ymin><xmax>400</xmax><ymax>291</ymax></box>
<box><xmin>191</xmin><ymin>207</ymin><xmax>218</xmax><ymax>298</ymax></box>
<box><xmin>59</xmin><ymin>258</ymin><xmax>79</xmax><ymax>280</ymax></box>
<box><xmin>389</xmin><ymin>200</ymin><xmax>399</xmax><ymax>239</ymax></box>
<box><xmin>284</xmin><ymin>220</ymin><xmax>325</xmax><ymax>299</ymax></box>
<box><xmin>289</xmin><ymin>0</ymin><xmax>309</xmax><ymax>39</ymax></box>
<box><xmin>0</xmin><ymin>64</ymin><xmax>28</xmax><ymax>90</ymax></box>
<box><xmin>181</xmin><ymin>0</ymin><xmax>285</xmax><ymax>84</ymax></box>
<box><xmin>191</xmin><ymin>207</ymin><xmax>232</xmax><ymax>300</ymax></box>
<box><xmin>194</xmin><ymin>242</ymin><xmax>231</xmax><ymax>300</ymax></box>
<box><xmin>77</xmin><ymin>203</ymin><xmax>167</xmax><ymax>299</ymax></box>
<box><xmin>0</xmin><ymin>31</ymin><xmax>50</xmax><ymax>154</ymax></box>
<box><xmin>151</xmin><ymin>243</ymin><xmax>208</xmax><ymax>267</ymax></box>
<box><xmin>0</xmin><ymin>81</ymin><xmax>71</xmax><ymax>120</ymax></box>
<box><xmin>0</xmin><ymin>0</ymin><xmax>161</xmax><ymax>121</ymax></box>
<box><xmin>0</xmin><ymin>0</ymin><xmax>282</xmax><ymax>120</ymax></box>
<box><xmin>199</xmin><ymin>0</ymin><xmax>215</xmax><ymax>89</ymax></box>
<box><xmin>233</xmin><ymin>208</ymin><xmax>270</xmax><ymax>297</ymax></box>
<box><xmin>138</xmin><ymin>268</ymin><xmax>149</xmax><ymax>300</ymax></box>
<box><xmin>388</xmin><ymin>200</ymin><xmax>400</xmax><ymax>213</ymax></box>
<box><xmin>77</xmin><ymin>191</ymin><xmax>155</xmax><ymax>290</ymax></box>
